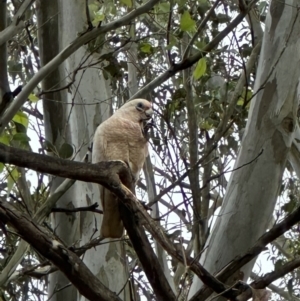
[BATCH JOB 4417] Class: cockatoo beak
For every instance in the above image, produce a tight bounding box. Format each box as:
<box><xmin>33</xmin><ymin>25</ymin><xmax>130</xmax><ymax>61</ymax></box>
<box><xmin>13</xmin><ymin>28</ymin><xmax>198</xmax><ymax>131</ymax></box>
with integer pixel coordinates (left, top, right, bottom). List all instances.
<box><xmin>145</xmin><ymin>108</ymin><xmax>153</xmax><ymax>119</ymax></box>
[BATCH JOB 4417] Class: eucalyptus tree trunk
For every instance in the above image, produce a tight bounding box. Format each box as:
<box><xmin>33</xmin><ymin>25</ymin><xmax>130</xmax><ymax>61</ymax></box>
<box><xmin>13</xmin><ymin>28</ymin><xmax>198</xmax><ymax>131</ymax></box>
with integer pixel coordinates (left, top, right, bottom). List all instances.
<box><xmin>36</xmin><ymin>2</ymin><xmax>74</xmax><ymax>299</ymax></box>
<box><xmin>38</xmin><ymin>1</ymin><xmax>129</xmax><ymax>300</ymax></box>
<box><xmin>190</xmin><ymin>0</ymin><xmax>300</xmax><ymax>297</ymax></box>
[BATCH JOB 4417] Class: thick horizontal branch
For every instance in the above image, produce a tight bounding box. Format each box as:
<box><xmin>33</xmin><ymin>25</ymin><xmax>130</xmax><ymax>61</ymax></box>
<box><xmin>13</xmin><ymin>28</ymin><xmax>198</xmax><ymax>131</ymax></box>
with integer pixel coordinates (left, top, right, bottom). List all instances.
<box><xmin>0</xmin><ymin>200</ymin><xmax>121</xmax><ymax>301</ymax></box>
<box><xmin>0</xmin><ymin>143</ymin><xmax>130</xmax><ymax>192</ymax></box>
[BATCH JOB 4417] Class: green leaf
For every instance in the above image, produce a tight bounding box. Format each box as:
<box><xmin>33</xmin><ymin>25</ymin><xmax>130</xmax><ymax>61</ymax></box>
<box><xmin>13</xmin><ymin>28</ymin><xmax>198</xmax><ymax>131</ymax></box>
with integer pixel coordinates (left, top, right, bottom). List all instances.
<box><xmin>7</xmin><ymin>168</ymin><xmax>20</xmax><ymax>193</ymax></box>
<box><xmin>198</xmin><ymin>0</ymin><xmax>210</xmax><ymax>12</ymax></box>
<box><xmin>110</xmin><ymin>5</ymin><xmax>116</xmax><ymax>15</ymax></box>
<box><xmin>13</xmin><ymin>133</ymin><xmax>31</xmax><ymax>142</ymax></box>
<box><xmin>195</xmin><ymin>41</ymin><xmax>206</xmax><ymax>51</ymax></box>
<box><xmin>237</xmin><ymin>97</ymin><xmax>244</xmax><ymax>106</ymax></box>
<box><xmin>89</xmin><ymin>3</ymin><xmax>106</xmax><ymax>25</ymax></box>
<box><xmin>28</xmin><ymin>93</ymin><xmax>39</xmax><ymax>102</ymax></box>
<box><xmin>0</xmin><ymin>134</ymin><xmax>10</xmax><ymax>145</ymax></box>
<box><xmin>12</xmin><ymin>133</ymin><xmax>31</xmax><ymax>150</ymax></box>
<box><xmin>59</xmin><ymin>143</ymin><xmax>74</xmax><ymax>159</ymax></box>
<box><xmin>158</xmin><ymin>3</ymin><xmax>170</xmax><ymax>13</ymax></box>
<box><xmin>0</xmin><ymin>163</ymin><xmax>4</xmax><ymax>173</ymax></box>
<box><xmin>193</xmin><ymin>57</ymin><xmax>207</xmax><ymax>80</ymax></box>
<box><xmin>200</xmin><ymin>120</ymin><xmax>213</xmax><ymax>130</ymax></box>
<box><xmin>88</xmin><ymin>3</ymin><xmax>100</xmax><ymax>16</ymax></box>
<box><xmin>104</xmin><ymin>64</ymin><xmax>118</xmax><ymax>77</ymax></box>
<box><xmin>172</xmin><ymin>88</ymin><xmax>186</xmax><ymax>101</ymax></box>
<box><xmin>140</xmin><ymin>43</ymin><xmax>152</xmax><ymax>53</ymax></box>
<box><xmin>166</xmin><ymin>35</ymin><xmax>177</xmax><ymax>50</ymax></box>
<box><xmin>92</xmin><ymin>12</ymin><xmax>105</xmax><ymax>25</ymax></box>
<box><xmin>180</xmin><ymin>11</ymin><xmax>196</xmax><ymax>32</ymax></box>
<box><xmin>13</xmin><ymin>111</ymin><xmax>29</xmax><ymax>129</ymax></box>
<box><xmin>121</xmin><ymin>0</ymin><xmax>132</xmax><ymax>7</ymax></box>
<box><xmin>175</xmin><ymin>0</ymin><xmax>186</xmax><ymax>7</ymax></box>
<box><xmin>237</xmin><ymin>89</ymin><xmax>252</xmax><ymax>107</ymax></box>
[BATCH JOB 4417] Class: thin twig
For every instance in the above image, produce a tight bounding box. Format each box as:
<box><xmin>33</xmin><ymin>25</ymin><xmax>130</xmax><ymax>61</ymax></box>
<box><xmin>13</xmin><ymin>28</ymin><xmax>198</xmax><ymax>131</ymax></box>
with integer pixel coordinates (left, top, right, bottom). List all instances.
<box><xmin>51</xmin><ymin>202</ymin><xmax>103</xmax><ymax>214</ymax></box>
<box><xmin>166</xmin><ymin>0</ymin><xmax>173</xmax><ymax>66</ymax></box>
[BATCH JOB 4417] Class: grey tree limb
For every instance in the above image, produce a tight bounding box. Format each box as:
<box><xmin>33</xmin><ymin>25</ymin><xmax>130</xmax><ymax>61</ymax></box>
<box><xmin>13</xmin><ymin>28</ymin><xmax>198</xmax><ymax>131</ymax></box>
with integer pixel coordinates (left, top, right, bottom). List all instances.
<box><xmin>1</xmin><ymin>143</ymin><xmax>300</xmax><ymax>301</ymax></box>
<box><xmin>0</xmin><ymin>0</ymin><xmax>160</xmax><ymax>133</ymax></box>
<box><xmin>0</xmin><ymin>0</ymin><xmax>35</xmax><ymax>47</ymax></box>
<box><xmin>129</xmin><ymin>0</ymin><xmax>260</xmax><ymax>100</ymax></box>
<box><xmin>0</xmin><ymin>200</ymin><xmax>122</xmax><ymax>301</ymax></box>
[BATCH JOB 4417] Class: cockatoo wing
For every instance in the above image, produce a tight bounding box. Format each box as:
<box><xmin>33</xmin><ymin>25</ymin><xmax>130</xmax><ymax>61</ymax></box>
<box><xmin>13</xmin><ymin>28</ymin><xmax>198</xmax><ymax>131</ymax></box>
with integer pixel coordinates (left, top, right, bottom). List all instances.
<box><xmin>92</xmin><ymin>99</ymin><xmax>153</xmax><ymax>238</ymax></box>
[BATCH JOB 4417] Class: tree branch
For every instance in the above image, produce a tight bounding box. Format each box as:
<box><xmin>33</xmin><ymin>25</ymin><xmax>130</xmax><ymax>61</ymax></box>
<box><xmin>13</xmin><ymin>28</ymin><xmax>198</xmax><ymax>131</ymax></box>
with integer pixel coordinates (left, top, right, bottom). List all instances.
<box><xmin>0</xmin><ymin>178</ymin><xmax>75</xmax><ymax>286</ymax></box>
<box><xmin>130</xmin><ymin>0</ymin><xmax>260</xmax><ymax>100</ymax></box>
<box><xmin>251</xmin><ymin>257</ymin><xmax>300</xmax><ymax>290</ymax></box>
<box><xmin>1</xmin><ymin>143</ymin><xmax>300</xmax><ymax>301</ymax></box>
<box><xmin>189</xmin><ymin>205</ymin><xmax>300</xmax><ymax>301</ymax></box>
<box><xmin>0</xmin><ymin>143</ymin><xmax>231</xmax><ymax>298</ymax></box>
<box><xmin>183</xmin><ymin>0</ymin><xmax>221</xmax><ymax>59</ymax></box>
<box><xmin>0</xmin><ymin>0</ymin><xmax>160</xmax><ymax>133</ymax></box>
<box><xmin>119</xmin><ymin>202</ymin><xmax>176</xmax><ymax>300</ymax></box>
<box><xmin>0</xmin><ymin>143</ymin><xmax>130</xmax><ymax>191</ymax></box>
<box><xmin>251</xmin><ymin>272</ymin><xmax>300</xmax><ymax>301</ymax></box>
<box><xmin>0</xmin><ymin>0</ymin><xmax>35</xmax><ymax>47</ymax></box>
<box><xmin>0</xmin><ymin>200</ymin><xmax>122</xmax><ymax>301</ymax></box>
<box><xmin>0</xmin><ymin>143</ymin><xmax>176</xmax><ymax>300</ymax></box>
<box><xmin>51</xmin><ymin>202</ymin><xmax>103</xmax><ymax>214</ymax></box>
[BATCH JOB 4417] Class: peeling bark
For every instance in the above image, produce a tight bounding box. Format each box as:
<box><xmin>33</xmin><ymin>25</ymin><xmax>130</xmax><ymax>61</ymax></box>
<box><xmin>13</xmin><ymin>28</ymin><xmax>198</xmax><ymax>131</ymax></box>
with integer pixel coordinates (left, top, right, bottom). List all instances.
<box><xmin>189</xmin><ymin>1</ymin><xmax>300</xmax><ymax>298</ymax></box>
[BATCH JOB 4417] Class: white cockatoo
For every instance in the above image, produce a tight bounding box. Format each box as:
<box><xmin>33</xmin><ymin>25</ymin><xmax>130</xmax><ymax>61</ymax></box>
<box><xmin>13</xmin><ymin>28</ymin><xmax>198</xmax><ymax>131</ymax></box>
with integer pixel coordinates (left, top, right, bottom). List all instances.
<box><xmin>92</xmin><ymin>99</ymin><xmax>153</xmax><ymax>238</ymax></box>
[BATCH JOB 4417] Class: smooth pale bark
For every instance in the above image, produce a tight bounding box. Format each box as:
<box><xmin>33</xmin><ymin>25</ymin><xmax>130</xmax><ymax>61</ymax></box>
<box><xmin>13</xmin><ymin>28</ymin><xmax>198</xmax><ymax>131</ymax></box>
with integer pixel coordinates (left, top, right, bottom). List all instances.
<box><xmin>37</xmin><ymin>1</ymin><xmax>78</xmax><ymax>299</ymax></box>
<box><xmin>288</xmin><ymin>126</ymin><xmax>300</xmax><ymax>178</ymax></box>
<box><xmin>40</xmin><ymin>1</ymin><xmax>129</xmax><ymax>300</ymax></box>
<box><xmin>190</xmin><ymin>0</ymin><xmax>300</xmax><ymax>297</ymax></box>
<box><xmin>0</xmin><ymin>0</ymin><xmax>34</xmax><ymax>47</ymax></box>
<box><xmin>0</xmin><ymin>0</ymin><xmax>68</xmax><ymax>293</ymax></box>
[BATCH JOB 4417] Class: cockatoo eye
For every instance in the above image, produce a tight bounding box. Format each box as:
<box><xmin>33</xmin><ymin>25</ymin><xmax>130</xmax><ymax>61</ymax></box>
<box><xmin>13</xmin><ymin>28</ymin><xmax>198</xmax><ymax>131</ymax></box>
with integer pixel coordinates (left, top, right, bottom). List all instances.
<box><xmin>136</xmin><ymin>102</ymin><xmax>144</xmax><ymax>111</ymax></box>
